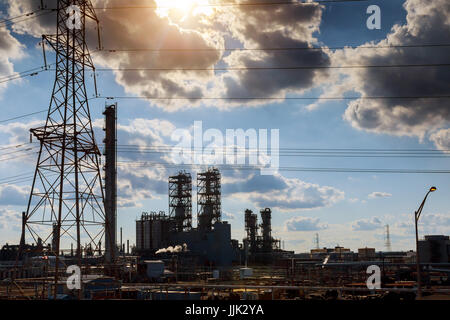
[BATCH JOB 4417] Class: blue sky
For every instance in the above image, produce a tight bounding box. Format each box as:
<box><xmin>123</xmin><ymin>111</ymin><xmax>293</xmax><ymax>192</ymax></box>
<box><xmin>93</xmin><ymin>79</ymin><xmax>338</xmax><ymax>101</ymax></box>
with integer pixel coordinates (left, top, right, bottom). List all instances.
<box><xmin>0</xmin><ymin>0</ymin><xmax>448</xmax><ymax>252</ymax></box>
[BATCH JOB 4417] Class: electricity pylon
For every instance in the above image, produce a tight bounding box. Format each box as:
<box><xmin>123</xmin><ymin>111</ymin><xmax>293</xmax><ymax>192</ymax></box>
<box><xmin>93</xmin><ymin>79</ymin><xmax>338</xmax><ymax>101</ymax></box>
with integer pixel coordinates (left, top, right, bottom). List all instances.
<box><xmin>20</xmin><ymin>0</ymin><xmax>107</xmax><ymax>291</ymax></box>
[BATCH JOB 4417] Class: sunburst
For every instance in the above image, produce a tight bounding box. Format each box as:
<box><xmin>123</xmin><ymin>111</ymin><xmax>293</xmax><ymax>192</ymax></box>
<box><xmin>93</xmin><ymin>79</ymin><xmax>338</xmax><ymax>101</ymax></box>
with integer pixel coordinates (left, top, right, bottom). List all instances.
<box><xmin>154</xmin><ymin>0</ymin><xmax>214</xmax><ymax>20</ymax></box>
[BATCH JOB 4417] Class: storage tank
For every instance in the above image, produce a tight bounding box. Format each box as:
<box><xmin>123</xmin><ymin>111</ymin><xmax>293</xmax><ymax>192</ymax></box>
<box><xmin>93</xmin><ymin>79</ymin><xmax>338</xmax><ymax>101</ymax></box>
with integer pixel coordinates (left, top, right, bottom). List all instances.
<box><xmin>143</xmin><ymin>220</ymin><xmax>152</xmax><ymax>250</ymax></box>
<box><xmin>136</xmin><ymin>220</ymin><xmax>143</xmax><ymax>250</ymax></box>
<box><xmin>151</xmin><ymin>220</ymin><xmax>162</xmax><ymax>249</ymax></box>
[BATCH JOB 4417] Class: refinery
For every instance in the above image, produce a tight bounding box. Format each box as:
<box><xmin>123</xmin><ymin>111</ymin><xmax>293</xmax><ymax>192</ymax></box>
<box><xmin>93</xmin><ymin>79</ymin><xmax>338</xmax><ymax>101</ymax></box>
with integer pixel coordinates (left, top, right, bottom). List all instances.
<box><xmin>0</xmin><ymin>0</ymin><xmax>449</xmax><ymax>302</ymax></box>
<box><xmin>1</xmin><ymin>152</ymin><xmax>449</xmax><ymax>300</ymax></box>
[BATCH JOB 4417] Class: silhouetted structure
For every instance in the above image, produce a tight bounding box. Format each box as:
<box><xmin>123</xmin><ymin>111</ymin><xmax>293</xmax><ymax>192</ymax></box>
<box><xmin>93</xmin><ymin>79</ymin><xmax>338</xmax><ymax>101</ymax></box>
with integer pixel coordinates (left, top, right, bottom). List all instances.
<box><xmin>104</xmin><ymin>104</ymin><xmax>118</xmax><ymax>263</ymax></box>
<box><xmin>245</xmin><ymin>209</ymin><xmax>258</xmax><ymax>255</ymax></box>
<box><xmin>21</xmin><ymin>1</ymin><xmax>104</xmax><ymax>291</ymax></box>
<box><xmin>197</xmin><ymin>168</ymin><xmax>221</xmax><ymax>231</ymax></box>
<box><xmin>169</xmin><ymin>171</ymin><xmax>192</xmax><ymax>232</ymax></box>
<box><xmin>243</xmin><ymin>208</ymin><xmax>281</xmax><ymax>263</ymax></box>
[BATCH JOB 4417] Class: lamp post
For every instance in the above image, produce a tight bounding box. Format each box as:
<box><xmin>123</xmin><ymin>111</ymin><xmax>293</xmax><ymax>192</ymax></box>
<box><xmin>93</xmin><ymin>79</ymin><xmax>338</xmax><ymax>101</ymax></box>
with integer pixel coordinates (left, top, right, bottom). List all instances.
<box><xmin>414</xmin><ymin>186</ymin><xmax>436</xmax><ymax>299</ymax></box>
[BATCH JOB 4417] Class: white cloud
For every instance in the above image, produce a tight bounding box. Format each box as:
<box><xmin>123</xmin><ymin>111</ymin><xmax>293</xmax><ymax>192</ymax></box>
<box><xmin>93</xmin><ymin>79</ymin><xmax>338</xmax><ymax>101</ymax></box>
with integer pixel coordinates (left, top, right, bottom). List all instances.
<box><xmin>0</xmin><ymin>26</ymin><xmax>25</xmax><ymax>95</ymax></box>
<box><xmin>0</xmin><ymin>207</ymin><xmax>21</xmax><ymax>230</ymax></box>
<box><xmin>368</xmin><ymin>192</ymin><xmax>392</xmax><ymax>199</ymax></box>
<box><xmin>223</xmin><ymin>212</ymin><xmax>235</xmax><ymax>220</ymax></box>
<box><xmin>0</xmin><ymin>120</ymin><xmax>44</xmax><ymax>145</ymax></box>
<box><xmin>396</xmin><ymin>213</ymin><xmax>450</xmax><ymax>235</ymax></box>
<box><xmin>352</xmin><ymin>217</ymin><xmax>383</xmax><ymax>231</ymax></box>
<box><xmin>0</xmin><ymin>184</ymin><xmax>29</xmax><ymax>206</ymax></box>
<box><xmin>285</xmin><ymin>216</ymin><xmax>328</xmax><ymax>232</ymax></box>
<box><xmin>225</xmin><ymin>173</ymin><xmax>344</xmax><ymax>211</ymax></box>
<box><xmin>429</xmin><ymin>129</ymin><xmax>450</xmax><ymax>151</ymax></box>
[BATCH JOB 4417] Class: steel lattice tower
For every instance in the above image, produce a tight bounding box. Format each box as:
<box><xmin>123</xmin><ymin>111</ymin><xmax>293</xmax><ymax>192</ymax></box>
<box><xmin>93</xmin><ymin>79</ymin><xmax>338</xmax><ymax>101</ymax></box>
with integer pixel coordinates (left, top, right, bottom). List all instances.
<box><xmin>197</xmin><ymin>168</ymin><xmax>221</xmax><ymax>231</ymax></box>
<box><xmin>21</xmin><ymin>0</ymin><xmax>105</xmax><ymax>276</ymax></box>
<box><xmin>385</xmin><ymin>224</ymin><xmax>392</xmax><ymax>252</ymax></box>
<box><xmin>169</xmin><ymin>171</ymin><xmax>192</xmax><ymax>232</ymax></box>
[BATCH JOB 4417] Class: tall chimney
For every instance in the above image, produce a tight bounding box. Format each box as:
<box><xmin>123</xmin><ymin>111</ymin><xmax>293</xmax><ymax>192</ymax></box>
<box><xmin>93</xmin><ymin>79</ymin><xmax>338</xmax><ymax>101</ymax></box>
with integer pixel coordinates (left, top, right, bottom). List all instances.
<box><xmin>104</xmin><ymin>104</ymin><xmax>117</xmax><ymax>263</ymax></box>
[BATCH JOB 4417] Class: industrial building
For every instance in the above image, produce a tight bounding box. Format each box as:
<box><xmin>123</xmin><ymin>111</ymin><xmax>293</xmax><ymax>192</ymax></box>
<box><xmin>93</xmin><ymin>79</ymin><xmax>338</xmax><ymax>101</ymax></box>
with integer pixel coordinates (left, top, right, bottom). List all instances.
<box><xmin>418</xmin><ymin>235</ymin><xmax>450</xmax><ymax>263</ymax></box>
<box><xmin>135</xmin><ymin>168</ymin><xmax>237</xmax><ymax>267</ymax></box>
<box><xmin>243</xmin><ymin>208</ymin><xmax>283</xmax><ymax>264</ymax></box>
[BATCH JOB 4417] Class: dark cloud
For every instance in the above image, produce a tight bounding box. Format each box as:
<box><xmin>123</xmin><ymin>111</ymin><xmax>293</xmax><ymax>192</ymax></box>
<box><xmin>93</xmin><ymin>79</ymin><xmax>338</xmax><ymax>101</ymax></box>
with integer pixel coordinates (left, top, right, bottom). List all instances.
<box><xmin>7</xmin><ymin>0</ymin><xmax>222</xmax><ymax>110</ymax></box>
<box><xmin>335</xmin><ymin>0</ymin><xmax>450</xmax><ymax>140</ymax></box>
<box><xmin>220</xmin><ymin>1</ymin><xmax>330</xmax><ymax>102</ymax></box>
<box><xmin>7</xmin><ymin>0</ymin><xmax>331</xmax><ymax>110</ymax></box>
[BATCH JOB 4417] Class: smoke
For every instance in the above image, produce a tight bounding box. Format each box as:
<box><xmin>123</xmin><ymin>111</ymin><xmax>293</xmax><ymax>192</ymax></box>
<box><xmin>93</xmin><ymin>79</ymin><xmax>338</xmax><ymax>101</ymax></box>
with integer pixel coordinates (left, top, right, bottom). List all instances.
<box><xmin>155</xmin><ymin>243</ymin><xmax>187</xmax><ymax>254</ymax></box>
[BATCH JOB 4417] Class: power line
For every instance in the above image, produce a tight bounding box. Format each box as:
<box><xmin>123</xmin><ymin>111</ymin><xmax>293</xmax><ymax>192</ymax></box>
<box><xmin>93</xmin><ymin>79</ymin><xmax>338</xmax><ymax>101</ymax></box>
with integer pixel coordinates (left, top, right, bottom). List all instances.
<box><xmin>1</xmin><ymin>140</ymin><xmax>446</xmax><ymax>158</ymax></box>
<box><xmin>0</xmin><ymin>143</ymin><xmax>33</xmax><ymax>151</ymax></box>
<box><xmin>0</xmin><ymin>152</ymin><xmax>38</xmax><ymax>163</ymax></box>
<box><xmin>2</xmin><ymin>161</ymin><xmax>447</xmax><ymax>186</ymax></box>
<box><xmin>92</xmin><ymin>63</ymin><xmax>450</xmax><ymax>72</ymax></box>
<box><xmin>114</xmin><ymin>150</ymin><xmax>450</xmax><ymax>159</ymax></box>
<box><xmin>0</xmin><ymin>62</ymin><xmax>57</xmax><ymax>82</ymax></box>
<box><xmin>111</xmin><ymin>145</ymin><xmax>450</xmax><ymax>159</ymax></box>
<box><xmin>0</xmin><ymin>147</ymin><xmax>37</xmax><ymax>158</ymax></box>
<box><xmin>0</xmin><ymin>172</ymin><xmax>34</xmax><ymax>181</ymax></box>
<box><xmin>0</xmin><ymin>9</ymin><xmax>42</xmax><ymax>25</ymax></box>
<box><xmin>0</xmin><ymin>172</ymin><xmax>60</xmax><ymax>186</ymax></box>
<box><xmin>1</xmin><ymin>93</ymin><xmax>449</xmax><ymax>127</ymax></box>
<box><xmin>0</xmin><ymin>174</ymin><xmax>36</xmax><ymax>186</ymax></box>
<box><xmin>102</xmin><ymin>95</ymin><xmax>450</xmax><ymax>101</ymax></box>
<box><xmin>97</xmin><ymin>43</ymin><xmax>450</xmax><ymax>53</ymax></box>
<box><xmin>112</xmin><ymin>144</ymin><xmax>450</xmax><ymax>153</ymax></box>
<box><xmin>0</xmin><ymin>110</ymin><xmax>47</xmax><ymax>124</ymax></box>
<box><xmin>0</xmin><ymin>10</ymin><xmax>54</xmax><ymax>29</ymax></box>
<box><xmin>0</xmin><ymin>68</ymin><xmax>50</xmax><ymax>85</ymax></box>
<box><xmin>38</xmin><ymin>0</ymin><xmax>368</xmax><ymax>15</ymax></box>
<box><xmin>75</xmin><ymin>0</ymin><xmax>370</xmax><ymax>11</ymax></box>
<box><xmin>116</xmin><ymin>161</ymin><xmax>450</xmax><ymax>174</ymax></box>
<box><xmin>110</xmin><ymin>144</ymin><xmax>450</xmax><ymax>153</ymax></box>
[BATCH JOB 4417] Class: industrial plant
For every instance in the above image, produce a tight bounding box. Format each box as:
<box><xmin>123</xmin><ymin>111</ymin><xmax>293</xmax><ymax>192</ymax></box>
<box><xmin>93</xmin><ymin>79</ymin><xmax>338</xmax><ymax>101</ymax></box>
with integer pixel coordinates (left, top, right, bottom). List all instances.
<box><xmin>135</xmin><ymin>168</ymin><xmax>236</xmax><ymax>267</ymax></box>
<box><xmin>0</xmin><ymin>0</ymin><xmax>449</xmax><ymax>302</ymax></box>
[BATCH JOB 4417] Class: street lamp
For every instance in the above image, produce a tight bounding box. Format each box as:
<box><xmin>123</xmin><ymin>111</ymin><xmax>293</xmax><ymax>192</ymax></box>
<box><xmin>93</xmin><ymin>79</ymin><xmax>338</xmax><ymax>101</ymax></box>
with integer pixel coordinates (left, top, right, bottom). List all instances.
<box><xmin>414</xmin><ymin>186</ymin><xmax>436</xmax><ymax>299</ymax></box>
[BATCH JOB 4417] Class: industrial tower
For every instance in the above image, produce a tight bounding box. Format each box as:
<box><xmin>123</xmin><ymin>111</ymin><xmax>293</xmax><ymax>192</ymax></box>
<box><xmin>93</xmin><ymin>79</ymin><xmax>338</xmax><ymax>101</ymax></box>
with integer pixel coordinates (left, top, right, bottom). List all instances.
<box><xmin>243</xmin><ymin>208</ymin><xmax>281</xmax><ymax>263</ymax></box>
<box><xmin>169</xmin><ymin>171</ymin><xmax>193</xmax><ymax>232</ymax></box>
<box><xmin>245</xmin><ymin>209</ymin><xmax>258</xmax><ymax>254</ymax></box>
<box><xmin>260</xmin><ymin>208</ymin><xmax>273</xmax><ymax>252</ymax></box>
<box><xmin>197</xmin><ymin>168</ymin><xmax>222</xmax><ymax>231</ymax></box>
<box><xmin>385</xmin><ymin>224</ymin><xmax>392</xmax><ymax>252</ymax></box>
<box><xmin>21</xmin><ymin>0</ymin><xmax>106</xmax><ymax>282</ymax></box>
<box><xmin>103</xmin><ymin>104</ymin><xmax>118</xmax><ymax>263</ymax></box>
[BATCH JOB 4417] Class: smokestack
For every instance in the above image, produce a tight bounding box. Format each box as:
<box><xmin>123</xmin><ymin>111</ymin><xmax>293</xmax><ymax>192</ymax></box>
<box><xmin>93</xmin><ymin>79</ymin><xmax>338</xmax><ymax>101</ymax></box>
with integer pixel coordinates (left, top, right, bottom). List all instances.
<box><xmin>104</xmin><ymin>104</ymin><xmax>117</xmax><ymax>263</ymax></box>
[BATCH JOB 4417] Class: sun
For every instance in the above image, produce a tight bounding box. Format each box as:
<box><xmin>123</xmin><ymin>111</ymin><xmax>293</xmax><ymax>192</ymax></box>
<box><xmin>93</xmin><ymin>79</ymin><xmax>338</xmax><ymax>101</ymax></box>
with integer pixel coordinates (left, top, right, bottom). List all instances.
<box><xmin>154</xmin><ymin>0</ymin><xmax>214</xmax><ymax>20</ymax></box>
